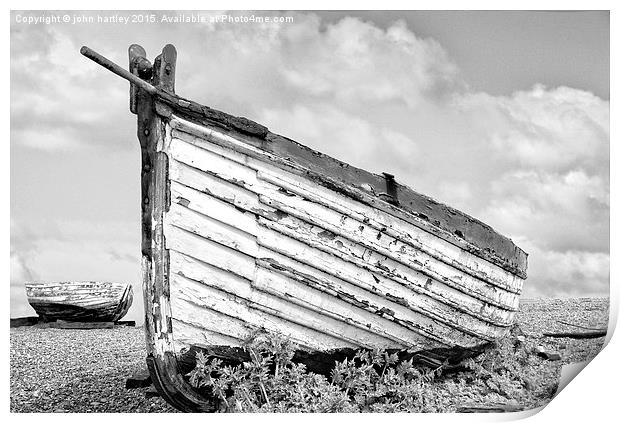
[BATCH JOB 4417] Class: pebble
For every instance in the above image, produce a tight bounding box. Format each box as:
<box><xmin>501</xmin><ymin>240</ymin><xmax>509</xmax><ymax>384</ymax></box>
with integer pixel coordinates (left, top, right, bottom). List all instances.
<box><xmin>10</xmin><ymin>326</ymin><xmax>177</xmax><ymax>412</ymax></box>
<box><xmin>10</xmin><ymin>298</ymin><xmax>608</xmax><ymax>412</ymax></box>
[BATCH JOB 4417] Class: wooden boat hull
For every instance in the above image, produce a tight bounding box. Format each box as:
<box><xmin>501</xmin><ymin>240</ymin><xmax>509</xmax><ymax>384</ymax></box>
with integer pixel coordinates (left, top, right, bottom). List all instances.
<box><xmin>81</xmin><ymin>44</ymin><xmax>528</xmax><ymax>411</ymax></box>
<box><xmin>25</xmin><ymin>282</ymin><xmax>133</xmax><ymax>322</ymax></box>
<box><xmin>163</xmin><ymin>116</ymin><xmax>523</xmax><ymax>353</ymax></box>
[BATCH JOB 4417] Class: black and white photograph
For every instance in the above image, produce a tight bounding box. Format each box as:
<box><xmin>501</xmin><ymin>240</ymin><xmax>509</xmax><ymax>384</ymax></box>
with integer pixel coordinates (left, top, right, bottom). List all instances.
<box><xmin>9</xmin><ymin>6</ymin><xmax>613</xmax><ymax>416</ymax></box>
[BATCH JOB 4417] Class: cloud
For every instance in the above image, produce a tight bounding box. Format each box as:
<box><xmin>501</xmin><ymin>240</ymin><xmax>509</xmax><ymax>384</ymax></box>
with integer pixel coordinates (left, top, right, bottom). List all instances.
<box><xmin>483</xmin><ymin>169</ymin><xmax>608</xmax><ymax>251</ymax></box>
<box><xmin>452</xmin><ymin>86</ymin><xmax>609</xmax><ymax>296</ymax></box>
<box><xmin>107</xmin><ymin>249</ymin><xmax>139</xmax><ymax>263</ymax></box>
<box><xmin>518</xmin><ymin>238</ymin><xmax>609</xmax><ymax>298</ymax></box>
<box><xmin>11</xmin><ymin>253</ymin><xmax>37</xmax><ymax>285</ymax></box>
<box><xmin>16</xmin><ymin>128</ymin><xmax>84</xmax><ymax>151</ymax></box>
<box><xmin>11</xmin><ymin>26</ymin><xmax>132</xmax><ymax>152</ymax></box>
<box><xmin>456</xmin><ymin>85</ymin><xmax>609</xmax><ymax>175</ymax></box>
<box><xmin>10</xmin><ymin>11</ymin><xmax>609</xmax><ymax>307</ymax></box>
<box><xmin>260</xmin><ymin>104</ymin><xmax>418</xmax><ymax>175</ymax></box>
<box><xmin>274</xmin><ymin>17</ymin><xmax>462</xmax><ymax>108</ymax></box>
<box><xmin>10</xmin><ymin>219</ymin><xmax>44</xmax><ymax>286</ymax></box>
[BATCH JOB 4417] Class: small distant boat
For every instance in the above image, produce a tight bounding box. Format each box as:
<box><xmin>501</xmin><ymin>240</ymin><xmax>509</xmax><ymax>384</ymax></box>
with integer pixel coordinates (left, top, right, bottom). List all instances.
<box><xmin>81</xmin><ymin>44</ymin><xmax>528</xmax><ymax>411</ymax></box>
<box><xmin>25</xmin><ymin>281</ymin><xmax>133</xmax><ymax>322</ymax></box>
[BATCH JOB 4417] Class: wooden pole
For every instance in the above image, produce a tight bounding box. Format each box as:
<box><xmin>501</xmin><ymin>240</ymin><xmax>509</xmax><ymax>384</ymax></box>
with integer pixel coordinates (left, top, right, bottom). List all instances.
<box><xmin>81</xmin><ymin>46</ymin><xmax>158</xmax><ymax>96</ymax></box>
<box><xmin>82</xmin><ymin>45</ymin><xmax>183</xmax><ymax>114</ymax></box>
<box><xmin>543</xmin><ymin>330</ymin><xmax>607</xmax><ymax>339</ymax></box>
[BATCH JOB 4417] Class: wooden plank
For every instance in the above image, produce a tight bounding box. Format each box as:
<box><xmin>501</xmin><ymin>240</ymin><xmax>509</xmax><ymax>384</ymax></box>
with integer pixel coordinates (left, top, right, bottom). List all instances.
<box><xmin>125</xmin><ymin>369</ymin><xmax>152</xmax><ymax>389</ymax></box>
<box><xmin>166</xmin><ymin>225</ymin><xmax>256</xmax><ymax>280</ymax></box>
<box><xmin>166</xmin><ymin>201</ymin><xmax>258</xmax><ymax>257</ymax></box>
<box><xmin>170</xmin><ymin>318</ymin><xmax>247</xmax><ymax>351</ymax></box>
<box><xmin>10</xmin><ymin>316</ymin><xmax>40</xmax><ymax>327</ymax></box>
<box><xmin>170</xmin><ymin>180</ymin><xmax>258</xmax><ymax>235</ymax></box>
<box><xmin>145</xmin><ymin>386</ymin><xmax>161</xmax><ymax>398</ymax></box>
<box><xmin>168</xmin><ymin>159</ymin><xmax>277</xmax><ymax>221</ymax></box>
<box><xmin>556</xmin><ymin>320</ymin><xmax>607</xmax><ymax>331</ymax></box>
<box><xmin>458</xmin><ymin>403</ymin><xmax>524</xmax><ymax>413</ymax></box>
<box><xmin>543</xmin><ymin>330</ymin><xmax>607</xmax><ymax>339</ymax></box>
<box><xmin>41</xmin><ymin>320</ymin><xmax>115</xmax><ymax>329</ymax></box>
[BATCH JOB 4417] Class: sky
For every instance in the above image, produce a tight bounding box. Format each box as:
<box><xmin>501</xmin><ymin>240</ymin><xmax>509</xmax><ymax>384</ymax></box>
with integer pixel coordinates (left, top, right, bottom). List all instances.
<box><xmin>10</xmin><ymin>10</ymin><xmax>610</xmax><ymax>323</ymax></box>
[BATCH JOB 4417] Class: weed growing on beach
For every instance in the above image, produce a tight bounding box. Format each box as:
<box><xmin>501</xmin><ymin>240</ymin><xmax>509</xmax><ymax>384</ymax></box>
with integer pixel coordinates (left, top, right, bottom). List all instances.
<box><xmin>459</xmin><ymin>327</ymin><xmax>561</xmax><ymax>405</ymax></box>
<box><xmin>187</xmin><ymin>332</ymin><xmax>446</xmax><ymax>412</ymax></box>
<box><xmin>187</xmin><ymin>327</ymin><xmax>562</xmax><ymax>412</ymax></box>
